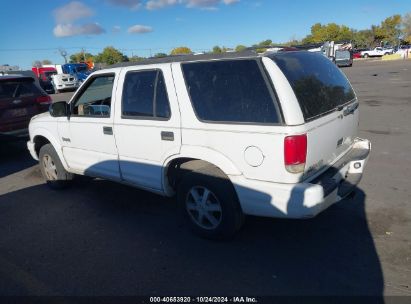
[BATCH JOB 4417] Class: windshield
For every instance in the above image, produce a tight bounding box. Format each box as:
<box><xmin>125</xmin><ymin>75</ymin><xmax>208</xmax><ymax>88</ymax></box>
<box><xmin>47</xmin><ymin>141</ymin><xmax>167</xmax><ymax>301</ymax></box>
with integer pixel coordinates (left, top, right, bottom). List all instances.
<box><xmin>76</xmin><ymin>66</ymin><xmax>88</xmax><ymax>73</ymax></box>
<box><xmin>270</xmin><ymin>51</ymin><xmax>356</xmax><ymax>121</ymax></box>
<box><xmin>336</xmin><ymin>50</ymin><xmax>351</xmax><ymax>60</ymax></box>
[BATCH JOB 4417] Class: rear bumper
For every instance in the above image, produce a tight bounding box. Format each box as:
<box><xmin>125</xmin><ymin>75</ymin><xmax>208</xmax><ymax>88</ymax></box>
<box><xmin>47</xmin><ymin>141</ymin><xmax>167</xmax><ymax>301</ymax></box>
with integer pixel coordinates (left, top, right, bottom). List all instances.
<box><xmin>231</xmin><ymin>137</ymin><xmax>371</xmax><ymax>219</ymax></box>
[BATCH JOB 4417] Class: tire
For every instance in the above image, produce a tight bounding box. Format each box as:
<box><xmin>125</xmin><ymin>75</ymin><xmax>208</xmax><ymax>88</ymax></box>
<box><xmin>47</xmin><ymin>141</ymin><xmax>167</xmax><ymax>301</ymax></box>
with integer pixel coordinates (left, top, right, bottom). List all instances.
<box><xmin>363</xmin><ymin>53</ymin><xmax>369</xmax><ymax>58</ymax></box>
<box><xmin>384</xmin><ymin>52</ymin><xmax>389</xmax><ymax>56</ymax></box>
<box><xmin>39</xmin><ymin>143</ymin><xmax>73</xmax><ymax>189</ymax></box>
<box><xmin>177</xmin><ymin>165</ymin><xmax>244</xmax><ymax>240</ymax></box>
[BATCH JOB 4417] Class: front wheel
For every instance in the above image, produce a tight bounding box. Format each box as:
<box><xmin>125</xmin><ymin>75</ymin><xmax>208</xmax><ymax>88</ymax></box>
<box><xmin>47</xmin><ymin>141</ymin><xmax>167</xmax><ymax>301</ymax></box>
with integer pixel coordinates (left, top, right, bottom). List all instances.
<box><xmin>363</xmin><ymin>53</ymin><xmax>369</xmax><ymax>58</ymax></box>
<box><xmin>39</xmin><ymin>144</ymin><xmax>73</xmax><ymax>189</ymax></box>
<box><xmin>177</xmin><ymin>165</ymin><xmax>244</xmax><ymax>239</ymax></box>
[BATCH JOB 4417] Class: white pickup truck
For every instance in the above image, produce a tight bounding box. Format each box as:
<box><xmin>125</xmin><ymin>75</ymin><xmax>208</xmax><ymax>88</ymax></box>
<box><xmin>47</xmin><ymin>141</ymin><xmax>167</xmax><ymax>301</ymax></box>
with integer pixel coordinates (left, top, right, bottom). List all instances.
<box><xmin>361</xmin><ymin>47</ymin><xmax>393</xmax><ymax>58</ymax></box>
<box><xmin>27</xmin><ymin>52</ymin><xmax>371</xmax><ymax>239</ymax></box>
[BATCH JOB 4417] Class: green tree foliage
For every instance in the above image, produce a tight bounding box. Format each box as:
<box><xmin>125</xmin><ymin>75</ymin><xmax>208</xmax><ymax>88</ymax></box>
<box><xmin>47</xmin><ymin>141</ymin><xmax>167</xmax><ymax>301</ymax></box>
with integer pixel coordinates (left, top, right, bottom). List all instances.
<box><xmin>129</xmin><ymin>56</ymin><xmax>145</xmax><ymax>62</ymax></box>
<box><xmin>235</xmin><ymin>45</ymin><xmax>247</xmax><ymax>52</ymax></box>
<box><xmin>252</xmin><ymin>39</ymin><xmax>273</xmax><ymax>53</ymax></box>
<box><xmin>154</xmin><ymin>53</ymin><xmax>168</xmax><ymax>58</ymax></box>
<box><xmin>352</xmin><ymin>29</ymin><xmax>375</xmax><ymax>48</ymax></box>
<box><xmin>302</xmin><ymin>23</ymin><xmax>354</xmax><ymax>44</ymax></box>
<box><xmin>94</xmin><ymin>47</ymin><xmax>128</xmax><ymax>65</ymax></box>
<box><xmin>402</xmin><ymin>13</ymin><xmax>411</xmax><ymax>43</ymax></box>
<box><xmin>69</xmin><ymin>52</ymin><xmax>94</xmax><ymax>63</ymax></box>
<box><xmin>212</xmin><ymin>46</ymin><xmax>223</xmax><ymax>53</ymax></box>
<box><xmin>41</xmin><ymin>59</ymin><xmax>52</xmax><ymax>65</ymax></box>
<box><xmin>170</xmin><ymin>47</ymin><xmax>192</xmax><ymax>55</ymax></box>
<box><xmin>374</xmin><ymin>15</ymin><xmax>402</xmax><ymax>45</ymax></box>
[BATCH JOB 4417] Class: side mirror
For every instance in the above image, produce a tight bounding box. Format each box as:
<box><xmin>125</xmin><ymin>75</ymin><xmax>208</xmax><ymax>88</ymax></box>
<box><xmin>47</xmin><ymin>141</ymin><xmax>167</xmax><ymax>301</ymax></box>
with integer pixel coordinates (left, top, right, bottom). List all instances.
<box><xmin>49</xmin><ymin>101</ymin><xmax>69</xmax><ymax>117</ymax></box>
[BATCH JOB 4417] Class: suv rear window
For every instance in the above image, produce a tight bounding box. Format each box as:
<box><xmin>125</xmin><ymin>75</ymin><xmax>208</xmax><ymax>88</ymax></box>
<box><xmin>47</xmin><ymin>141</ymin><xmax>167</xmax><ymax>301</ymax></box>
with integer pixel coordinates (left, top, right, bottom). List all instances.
<box><xmin>0</xmin><ymin>79</ymin><xmax>42</xmax><ymax>99</ymax></box>
<box><xmin>270</xmin><ymin>52</ymin><xmax>355</xmax><ymax>121</ymax></box>
<box><xmin>182</xmin><ymin>59</ymin><xmax>280</xmax><ymax>124</ymax></box>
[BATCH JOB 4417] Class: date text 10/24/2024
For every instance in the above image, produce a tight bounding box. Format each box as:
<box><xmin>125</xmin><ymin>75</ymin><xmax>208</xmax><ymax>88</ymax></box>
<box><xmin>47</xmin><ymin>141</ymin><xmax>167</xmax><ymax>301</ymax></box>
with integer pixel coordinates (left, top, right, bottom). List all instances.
<box><xmin>149</xmin><ymin>297</ymin><xmax>258</xmax><ymax>303</ymax></box>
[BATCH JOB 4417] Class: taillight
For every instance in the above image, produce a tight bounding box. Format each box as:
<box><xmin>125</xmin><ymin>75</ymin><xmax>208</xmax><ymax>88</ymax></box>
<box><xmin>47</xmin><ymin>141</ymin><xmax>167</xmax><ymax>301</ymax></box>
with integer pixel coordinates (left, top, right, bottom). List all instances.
<box><xmin>36</xmin><ymin>95</ymin><xmax>52</xmax><ymax>105</ymax></box>
<box><xmin>284</xmin><ymin>134</ymin><xmax>307</xmax><ymax>174</ymax></box>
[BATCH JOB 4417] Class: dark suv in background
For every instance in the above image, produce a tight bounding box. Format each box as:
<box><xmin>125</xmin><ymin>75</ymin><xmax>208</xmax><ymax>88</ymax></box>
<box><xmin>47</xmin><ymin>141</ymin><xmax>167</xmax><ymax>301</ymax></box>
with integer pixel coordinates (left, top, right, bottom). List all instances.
<box><xmin>0</xmin><ymin>75</ymin><xmax>52</xmax><ymax>141</ymax></box>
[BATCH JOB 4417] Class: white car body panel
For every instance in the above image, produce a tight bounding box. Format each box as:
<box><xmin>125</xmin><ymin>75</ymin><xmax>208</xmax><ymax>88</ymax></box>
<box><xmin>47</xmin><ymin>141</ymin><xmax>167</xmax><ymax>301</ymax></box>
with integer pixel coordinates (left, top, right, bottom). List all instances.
<box><xmin>28</xmin><ymin>54</ymin><xmax>371</xmax><ymax>219</ymax></box>
<box><xmin>59</xmin><ymin>69</ymin><xmax>120</xmax><ymax>179</ymax></box>
<box><xmin>113</xmin><ymin>64</ymin><xmax>182</xmax><ymax>190</ymax></box>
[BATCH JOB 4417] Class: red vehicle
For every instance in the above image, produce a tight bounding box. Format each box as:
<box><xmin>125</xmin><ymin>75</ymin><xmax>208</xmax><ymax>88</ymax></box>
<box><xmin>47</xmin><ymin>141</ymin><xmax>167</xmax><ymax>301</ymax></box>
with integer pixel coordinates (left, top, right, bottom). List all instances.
<box><xmin>32</xmin><ymin>67</ymin><xmax>57</xmax><ymax>94</ymax></box>
<box><xmin>31</xmin><ymin>67</ymin><xmax>57</xmax><ymax>80</ymax></box>
<box><xmin>353</xmin><ymin>51</ymin><xmax>362</xmax><ymax>59</ymax></box>
<box><xmin>0</xmin><ymin>75</ymin><xmax>52</xmax><ymax>141</ymax></box>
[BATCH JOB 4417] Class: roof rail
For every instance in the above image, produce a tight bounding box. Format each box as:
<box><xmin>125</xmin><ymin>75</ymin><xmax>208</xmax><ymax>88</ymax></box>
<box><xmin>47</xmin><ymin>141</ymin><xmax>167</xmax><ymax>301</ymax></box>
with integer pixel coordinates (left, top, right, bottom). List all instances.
<box><xmin>108</xmin><ymin>50</ymin><xmax>259</xmax><ymax>68</ymax></box>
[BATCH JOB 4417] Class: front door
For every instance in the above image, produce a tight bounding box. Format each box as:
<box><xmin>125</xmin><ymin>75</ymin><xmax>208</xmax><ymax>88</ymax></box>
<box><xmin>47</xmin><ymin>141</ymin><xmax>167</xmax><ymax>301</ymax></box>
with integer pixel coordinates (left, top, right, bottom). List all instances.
<box><xmin>113</xmin><ymin>65</ymin><xmax>181</xmax><ymax>191</ymax></box>
<box><xmin>60</xmin><ymin>72</ymin><xmax>120</xmax><ymax>180</ymax></box>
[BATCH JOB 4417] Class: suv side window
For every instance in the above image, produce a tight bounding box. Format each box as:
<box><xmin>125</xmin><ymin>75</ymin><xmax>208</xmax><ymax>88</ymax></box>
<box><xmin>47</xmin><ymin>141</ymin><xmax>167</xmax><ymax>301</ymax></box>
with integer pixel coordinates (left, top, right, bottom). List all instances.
<box><xmin>122</xmin><ymin>70</ymin><xmax>171</xmax><ymax>119</ymax></box>
<box><xmin>182</xmin><ymin>59</ymin><xmax>280</xmax><ymax>124</ymax></box>
<box><xmin>72</xmin><ymin>74</ymin><xmax>115</xmax><ymax>117</ymax></box>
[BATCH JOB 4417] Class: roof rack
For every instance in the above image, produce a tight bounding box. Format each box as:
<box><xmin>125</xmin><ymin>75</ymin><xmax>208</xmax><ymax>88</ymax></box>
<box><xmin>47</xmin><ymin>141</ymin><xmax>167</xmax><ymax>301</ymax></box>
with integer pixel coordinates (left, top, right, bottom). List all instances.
<box><xmin>108</xmin><ymin>50</ymin><xmax>259</xmax><ymax>68</ymax></box>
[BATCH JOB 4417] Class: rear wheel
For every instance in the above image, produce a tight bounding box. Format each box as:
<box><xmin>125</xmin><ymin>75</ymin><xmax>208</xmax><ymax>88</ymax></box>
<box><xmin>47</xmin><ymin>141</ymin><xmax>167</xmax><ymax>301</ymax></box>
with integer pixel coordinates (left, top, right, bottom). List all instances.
<box><xmin>177</xmin><ymin>165</ymin><xmax>244</xmax><ymax>239</ymax></box>
<box><xmin>363</xmin><ymin>53</ymin><xmax>369</xmax><ymax>58</ymax></box>
<box><xmin>39</xmin><ymin>144</ymin><xmax>73</xmax><ymax>189</ymax></box>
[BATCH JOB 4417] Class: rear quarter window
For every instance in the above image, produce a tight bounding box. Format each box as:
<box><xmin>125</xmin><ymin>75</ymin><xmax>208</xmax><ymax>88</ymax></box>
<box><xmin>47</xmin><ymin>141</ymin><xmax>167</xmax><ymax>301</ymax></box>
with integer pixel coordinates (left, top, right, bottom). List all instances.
<box><xmin>270</xmin><ymin>52</ymin><xmax>356</xmax><ymax>121</ymax></box>
<box><xmin>0</xmin><ymin>79</ymin><xmax>42</xmax><ymax>99</ymax></box>
<box><xmin>182</xmin><ymin>59</ymin><xmax>281</xmax><ymax>124</ymax></box>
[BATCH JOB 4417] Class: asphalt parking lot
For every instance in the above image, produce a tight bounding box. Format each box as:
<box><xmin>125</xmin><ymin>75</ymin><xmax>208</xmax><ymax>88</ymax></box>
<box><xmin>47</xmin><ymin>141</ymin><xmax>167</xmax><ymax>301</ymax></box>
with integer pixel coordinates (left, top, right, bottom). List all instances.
<box><xmin>0</xmin><ymin>60</ymin><xmax>410</xmax><ymax>297</ymax></box>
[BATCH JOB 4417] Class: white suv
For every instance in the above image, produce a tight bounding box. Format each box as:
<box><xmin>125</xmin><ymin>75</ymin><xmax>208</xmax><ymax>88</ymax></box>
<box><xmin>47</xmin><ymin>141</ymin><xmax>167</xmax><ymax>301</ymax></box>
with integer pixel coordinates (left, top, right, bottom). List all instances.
<box><xmin>27</xmin><ymin>51</ymin><xmax>371</xmax><ymax>239</ymax></box>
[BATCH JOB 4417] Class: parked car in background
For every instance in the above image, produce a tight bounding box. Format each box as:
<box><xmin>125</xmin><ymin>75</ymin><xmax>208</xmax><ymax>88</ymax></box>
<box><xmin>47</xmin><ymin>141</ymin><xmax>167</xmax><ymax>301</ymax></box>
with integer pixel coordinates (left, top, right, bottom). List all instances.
<box><xmin>335</xmin><ymin>50</ymin><xmax>353</xmax><ymax>67</ymax></box>
<box><xmin>352</xmin><ymin>49</ymin><xmax>365</xmax><ymax>59</ymax></box>
<box><xmin>51</xmin><ymin>73</ymin><xmax>79</xmax><ymax>93</ymax></box>
<box><xmin>62</xmin><ymin>63</ymin><xmax>91</xmax><ymax>83</ymax></box>
<box><xmin>0</xmin><ymin>75</ymin><xmax>51</xmax><ymax>141</ymax></box>
<box><xmin>31</xmin><ymin>67</ymin><xmax>57</xmax><ymax>94</ymax></box>
<box><xmin>361</xmin><ymin>47</ymin><xmax>393</xmax><ymax>58</ymax></box>
<box><xmin>28</xmin><ymin>52</ymin><xmax>370</xmax><ymax>239</ymax></box>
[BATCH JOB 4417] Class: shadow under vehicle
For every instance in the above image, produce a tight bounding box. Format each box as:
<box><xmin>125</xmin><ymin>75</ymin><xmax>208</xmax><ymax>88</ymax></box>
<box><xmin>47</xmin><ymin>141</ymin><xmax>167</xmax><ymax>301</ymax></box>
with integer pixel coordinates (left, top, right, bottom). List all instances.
<box><xmin>0</xmin><ymin>158</ymin><xmax>384</xmax><ymax>299</ymax></box>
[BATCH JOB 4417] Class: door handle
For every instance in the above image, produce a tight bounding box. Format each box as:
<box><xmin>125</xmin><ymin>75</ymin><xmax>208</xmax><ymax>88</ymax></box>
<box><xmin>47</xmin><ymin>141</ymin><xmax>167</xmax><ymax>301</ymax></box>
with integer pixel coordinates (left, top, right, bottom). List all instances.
<box><xmin>161</xmin><ymin>131</ymin><xmax>174</xmax><ymax>141</ymax></box>
<box><xmin>103</xmin><ymin>126</ymin><xmax>113</xmax><ymax>135</ymax></box>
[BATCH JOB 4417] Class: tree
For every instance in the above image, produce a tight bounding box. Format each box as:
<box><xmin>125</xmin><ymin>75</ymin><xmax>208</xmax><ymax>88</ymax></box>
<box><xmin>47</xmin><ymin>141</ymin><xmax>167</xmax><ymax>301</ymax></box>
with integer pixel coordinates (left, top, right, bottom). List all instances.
<box><xmin>212</xmin><ymin>46</ymin><xmax>223</xmax><ymax>53</ymax></box>
<box><xmin>352</xmin><ymin>29</ymin><xmax>375</xmax><ymax>48</ymax></box>
<box><xmin>235</xmin><ymin>45</ymin><xmax>247</xmax><ymax>52</ymax></box>
<box><xmin>256</xmin><ymin>39</ymin><xmax>272</xmax><ymax>47</ymax></box>
<box><xmin>70</xmin><ymin>52</ymin><xmax>94</xmax><ymax>63</ymax></box>
<box><xmin>252</xmin><ymin>39</ymin><xmax>273</xmax><ymax>53</ymax></box>
<box><xmin>170</xmin><ymin>47</ymin><xmax>192</xmax><ymax>55</ymax></box>
<box><xmin>32</xmin><ymin>60</ymin><xmax>42</xmax><ymax>68</ymax></box>
<box><xmin>302</xmin><ymin>23</ymin><xmax>354</xmax><ymax>44</ymax></box>
<box><xmin>41</xmin><ymin>59</ymin><xmax>52</xmax><ymax>65</ymax></box>
<box><xmin>94</xmin><ymin>47</ymin><xmax>128</xmax><ymax>65</ymax></box>
<box><xmin>154</xmin><ymin>53</ymin><xmax>168</xmax><ymax>58</ymax></box>
<box><xmin>129</xmin><ymin>56</ymin><xmax>145</xmax><ymax>62</ymax></box>
<box><xmin>374</xmin><ymin>15</ymin><xmax>402</xmax><ymax>45</ymax></box>
<box><xmin>402</xmin><ymin>12</ymin><xmax>411</xmax><ymax>43</ymax></box>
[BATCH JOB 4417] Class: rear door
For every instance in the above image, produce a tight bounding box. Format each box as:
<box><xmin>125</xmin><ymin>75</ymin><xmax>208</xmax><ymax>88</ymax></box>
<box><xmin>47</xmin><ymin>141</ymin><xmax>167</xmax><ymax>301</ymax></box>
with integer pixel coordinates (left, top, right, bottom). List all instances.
<box><xmin>113</xmin><ymin>65</ymin><xmax>181</xmax><ymax>191</ymax></box>
<box><xmin>271</xmin><ymin>52</ymin><xmax>359</xmax><ymax>179</ymax></box>
<box><xmin>0</xmin><ymin>77</ymin><xmax>47</xmax><ymax>134</ymax></box>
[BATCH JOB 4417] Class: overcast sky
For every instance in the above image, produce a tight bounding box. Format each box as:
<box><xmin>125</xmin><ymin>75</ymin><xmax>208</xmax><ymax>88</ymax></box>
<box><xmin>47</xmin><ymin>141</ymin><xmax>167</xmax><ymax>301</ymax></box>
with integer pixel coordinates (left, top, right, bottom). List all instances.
<box><xmin>0</xmin><ymin>0</ymin><xmax>410</xmax><ymax>69</ymax></box>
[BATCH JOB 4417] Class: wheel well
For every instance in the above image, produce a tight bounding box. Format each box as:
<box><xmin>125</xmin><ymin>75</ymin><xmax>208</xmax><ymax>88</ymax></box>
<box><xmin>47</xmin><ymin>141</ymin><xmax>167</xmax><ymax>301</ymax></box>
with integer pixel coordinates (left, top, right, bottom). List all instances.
<box><xmin>34</xmin><ymin>136</ymin><xmax>50</xmax><ymax>158</ymax></box>
<box><xmin>166</xmin><ymin>158</ymin><xmax>226</xmax><ymax>192</ymax></box>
